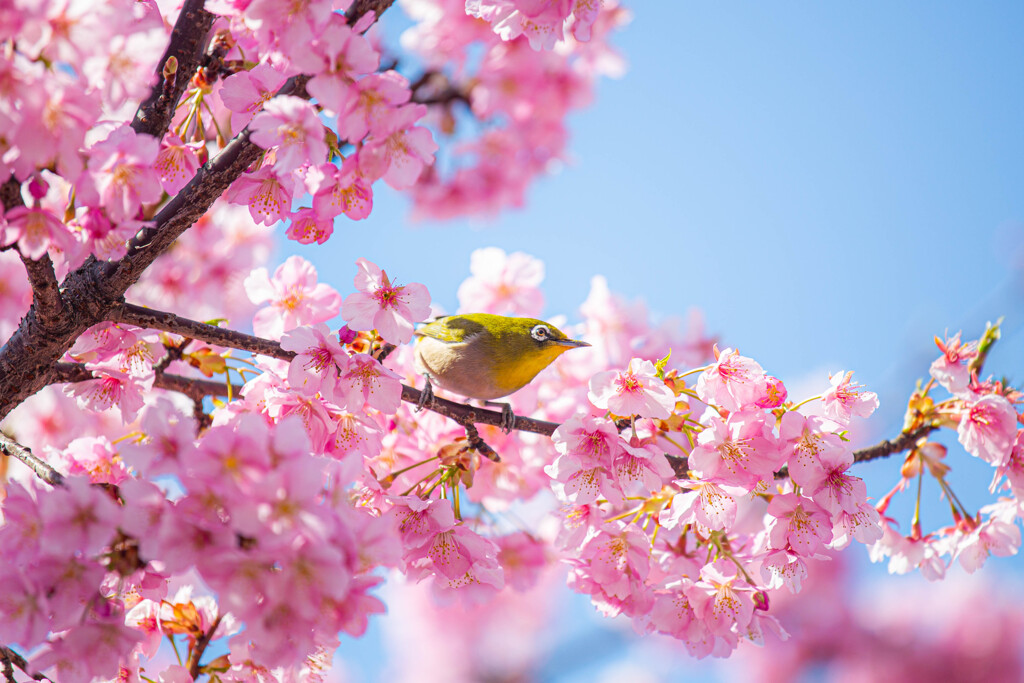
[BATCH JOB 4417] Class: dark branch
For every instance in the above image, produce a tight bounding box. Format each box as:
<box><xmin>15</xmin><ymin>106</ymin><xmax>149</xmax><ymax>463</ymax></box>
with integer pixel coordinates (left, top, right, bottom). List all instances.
<box><xmin>1</xmin><ymin>645</ymin><xmax>51</xmax><ymax>682</ymax></box>
<box><xmin>154</xmin><ymin>371</ymin><xmax>233</xmax><ymax>401</ymax></box>
<box><xmin>109</xmin><ymin>302</ymin><xmax>288</xmax><ymax>358</ymax></box>
<box><xmin>771</xmin><ymin>422</ymin><xmax>940</xmax><ymax>481</ymax></box>
<box><xmin>0</xmin><ymin>177</ymin><xmax>64</xmax><ymax>325</ymax></box>
<box><xmin>50</xmin><ymin>361</ymin><xmax>229</xmax><ymax>401</ymax></box>
<box><xmin>346</xmin><ymin>0</ymin><xmax>396</xmax><ymax>26</ymax></box>
<box><xmin>852</xmin><ymin>423</ymin><xmax>938</xmax><ymax>464</ymax></box>
<box><xmin>19</xmin><ymin>253</ymin><xmax>64</xmax><ymax>326</ymax></box>
<box><xmin>400</xmin><ymin>384</ymin><xmax>560</xmax><ymax>437</ymax></box>
<box><xmin>132</xmin><ymin>0</ymin><xmax>216</xmax><ymax>139</ymax></box>
<box><xmin>0</xmin><ymin>432</ymin><xmax>66</xmax><ymax>487</ymax></box>
<box><xmin>410</xmin><ymin>72</ymin><xmax>471</xmax><ymax>107</ymax></box>
<box><xmin>0</xmin><ymin>176</ymin><xmax>20</xmax><ymax>211</ymax></box>
<box><xmin>0</xmin><ymin>0</ymin><xmax>402</xmax><ymax>423</ymax></box>
<box><xmin>188</xmin><ymin>613</ymin><xmax>224</xmax><ymax>679</ymax></box>
<box><xmin>110</xmin><ymin>303</ymin><xmax>563</xmax><ymax>436</ymax></box>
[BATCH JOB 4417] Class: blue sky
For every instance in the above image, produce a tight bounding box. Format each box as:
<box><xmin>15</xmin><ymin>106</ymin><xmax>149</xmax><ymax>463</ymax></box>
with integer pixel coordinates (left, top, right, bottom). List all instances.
<box><xmin>297</xmin><ymin>3</ymin><xmax>1024</xmax><ymax>679</ymax></box>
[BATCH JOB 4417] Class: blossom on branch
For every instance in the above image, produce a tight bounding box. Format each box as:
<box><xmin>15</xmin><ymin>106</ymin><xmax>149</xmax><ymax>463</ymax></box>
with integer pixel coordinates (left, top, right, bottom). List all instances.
<box><xmin>341</xmin><ymin>258</ymin><xmax>431</xmax><ymax>344</ymax></box>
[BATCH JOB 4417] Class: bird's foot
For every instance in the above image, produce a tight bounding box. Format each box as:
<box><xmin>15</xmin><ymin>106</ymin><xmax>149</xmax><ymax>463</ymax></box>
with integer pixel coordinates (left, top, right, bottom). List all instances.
<box><xmin>485</xmin><ymin>401</ymin><xmax>516</xmax><ymax>434</ymax></box>
<box><xmin>417</xmin><ymin>377</ymin><xmax>435</xmax><ymax>413</ymax></box>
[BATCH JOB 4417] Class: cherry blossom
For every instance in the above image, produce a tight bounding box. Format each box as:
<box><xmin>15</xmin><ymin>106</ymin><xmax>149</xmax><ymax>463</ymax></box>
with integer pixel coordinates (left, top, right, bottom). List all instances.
<box><xmin>225</xmin><ymin>166</ymin><xmax>298</xmax><ymax>226</ymax></box>
<box><xmin>246</xmin><ymin>255</ymin><xmax>343</xmax><ymax>339</ymax></box>
<box><xmin>957</xmin><ymin>393</ymin><xmax>1018</xmax><ymax>467</ymax></box>
<box><xmin>822</xmin><ymin>370</ymin><xmax>879</xmax><ymax>425</ymax></box>
<box><xmin>358</xmin><ymin>103</ymin><xmax>439</xmax><ymax>189</ymax></box>
<box><xmin>220</xmin><ymin>62</ymin><xmax>289</xmax><ymax>135</ymax></box>
<box><xmin>341</xmin><ymin>258</ymin><xmax>431</xmax><ymax>344</ymax></box>
<box><xmin>250</xmin><ymin>95</ymin><xmax>329</xmax><ymax>173</ymax></box>
<box><xmin>312</xmin><ymin>157</ymin><xmax>374</xmax><ymax>221</ymax></box>
<box><xmin>456</xmin><ymin>247</ymin><xmax>545</xmax><ymax>317</ymax></box>
<box><xmin>280</xmin><ymin>323</ymin><xmax>350</xmax><ymax>398</ymax></box>
<box><xmin>588</xmin><ymin>357</ymin><xmax>675</xmax><ymax>419</ymax></box>
<box><xmin>80</xmin><ymin>125</ymin><xmax>163</xmax><ymax>223</ymax></box>
<box><xmin>2</xmin><ymin>205</ymin><xmax>76</xmax><ymax>261</ymax></box>
<box><xmin>696</xmin><ymin>347</ymin><xmax>769</xmax><ymax>412</ymax></box>
<box><xmin>930</xmin><ymin>332</ymin><xmax>979</xmax><ymax>394</ymax></box>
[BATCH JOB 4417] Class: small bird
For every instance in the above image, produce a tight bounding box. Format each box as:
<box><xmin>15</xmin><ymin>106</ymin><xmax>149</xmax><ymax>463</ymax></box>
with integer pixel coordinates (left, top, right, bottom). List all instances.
<box><xmin>413</xmin><ymin>313</ymin><xmax>590</xmax><ymax>432</ymax></box>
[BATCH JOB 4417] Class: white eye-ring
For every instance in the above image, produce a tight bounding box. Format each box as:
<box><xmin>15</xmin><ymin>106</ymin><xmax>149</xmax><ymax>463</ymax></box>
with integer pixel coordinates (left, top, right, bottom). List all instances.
<box><xmin>530</xmin><ymin>324</ymin><xmax>550</xmax><ymax>342</ymax></box>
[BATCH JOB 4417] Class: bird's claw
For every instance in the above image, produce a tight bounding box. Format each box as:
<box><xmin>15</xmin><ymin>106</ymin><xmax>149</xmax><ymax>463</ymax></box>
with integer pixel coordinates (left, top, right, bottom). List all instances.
<box><xmin>485</xmin><ymin>401</ymin><xmax>516</xmax><ymax>434</ymax></box>
<box><xmin>501</xmin><ymin>404</ymin><xmax>516</xmax><ymax>434</ymax></box>
<box><xmin>417</xmin><ymin>377</ymin><xmax>434</xmax><ymax>413</ymax></box>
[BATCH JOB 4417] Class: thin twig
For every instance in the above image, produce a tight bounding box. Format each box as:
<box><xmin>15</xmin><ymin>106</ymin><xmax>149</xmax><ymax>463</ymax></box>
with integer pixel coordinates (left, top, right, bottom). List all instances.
<box><xmin>852</xmin><ymin>423</ymin><xmax>938</xmax><ymax>464</ymax></box>
<box><xmin>462</xmin><ymin>423</ymin><xmax>500</xmax><ymax>462</ymax></box>
<box><xmin>107</xmin><ymin>304</ymin><xmax>561</xmax><ymax>435</ymax></box>
<box><xmin>50</xmin><ymin>362</ymin><xmax>230</xmax><ymax>400</ymax></box>
<box><xmin>0</xmin><ymin>432</ymin><xmax>66</xmax><ymax>487</ymax></box>
<box><xmin>0</xmin><ymin>645</ymin><xmax>51</xmax><ymax>682</ymax></box>
<box><xmin>108</xmin><ymin>302</ymin><xmax>288</xmax><ymax>359</ymax></box>
<box><xmin>187</xmin><ymin>613</ymin><xmax>224</xmax><ymax>679</ymax></box>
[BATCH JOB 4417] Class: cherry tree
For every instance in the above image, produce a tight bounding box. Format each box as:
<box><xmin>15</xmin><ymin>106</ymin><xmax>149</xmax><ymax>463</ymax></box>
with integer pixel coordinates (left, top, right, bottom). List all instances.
<box><xmin>0</xmin><ymin>1</ymin><xmax>1021</xmax><ymax>681</ymax></box>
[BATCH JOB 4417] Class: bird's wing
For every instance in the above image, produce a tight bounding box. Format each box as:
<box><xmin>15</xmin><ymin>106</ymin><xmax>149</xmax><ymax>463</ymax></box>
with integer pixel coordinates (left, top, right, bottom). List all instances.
<box><xmin>415</xmin><ymin>315</ymin><xmax>486</xmax><ymax>344</ymax></box>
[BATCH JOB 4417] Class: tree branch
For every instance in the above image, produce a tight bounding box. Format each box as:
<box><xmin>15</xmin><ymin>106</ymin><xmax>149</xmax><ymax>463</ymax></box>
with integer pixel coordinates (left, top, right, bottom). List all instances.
<box><xmin>1</xmin><ymin>645</ymin><xmax>51</xmax><ymax>682</ymax></box>
<box><xmin>0</xmin><ymin>177</ymin><xmax>65</xmax><ymax>325</ymax></box>
<box><xmin>107</xmin><ymin>302</ymin><xmax>564</xmax><ymax>437</ymax></box>
<box><xmin>132</xmin><ymin>0</ymin><xmax>216</xmax><ymax>139</ymax></box>
<box><xmin>187</xmin><ymin>614</ymin><xmax>223</xmax><ymax>679</ymax></box>
<box><xmin>400</xmin><ymin>384</ymin><xmax>561</xmax><ymax>437</ymax></box>
<box><xmin>346</xmin><ymin>0</ymin><xmax>396</xmax><ymax>25</ymax></box>
<box><xmin>154</xmin><ymin>371</ymin><xmax>235</xmax><ymax>401</ymax></box>
<box><xmin>50</xmin><ymin>362</ymin><xmax>229</xmax><ymax>401</ymax></box>
<box><xmin>18</xmin><ymin>253</ymin><xmax>65</xmax><ymax>326</ymax></box>
<box><xmin>852</xmin><ymin>423</ymin><xmax>938</xmax><ymax>464</ymax></box>
<box><xmin>0</xmin><ymin>0</ymin><xmax>402</xmax><ymax>423</ymax></box>
<box><xmin>0</xmin><ymin>432</ymin><xmax>66</xmax><ymax>487</ymax></box>
<box><xmin>108</xmin><ymin>302</ymin><xmax>287</xmax><ymax>359</ymax></box>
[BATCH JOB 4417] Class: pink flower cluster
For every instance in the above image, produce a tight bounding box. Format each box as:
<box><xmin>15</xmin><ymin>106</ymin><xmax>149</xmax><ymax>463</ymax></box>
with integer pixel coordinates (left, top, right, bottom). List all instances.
<box><xmin>0</xmin><ymin>0</ymin><xmax>624</xmax><ymax>272</ymax></box>
<box><xmin>216</xmin><ymin>8</ymin><xmax>440</xmax><ymax>243</ymax></box>
<box><xmin>542</xmin><ymin>349</ymin><xmax>882</xmax><ymax>657</ymax></box>
<box><xmin>400</xmin><ymin>0</ymin><xmax>630</xmax><ymax>218</ymax></box>
<box><xmin>868</xmin><ymin>329</ymin><xmax>1024</xmax><ymax>580</ymax></box>
<box><xmin>5</xmin><ymin>232</ymin><xmax>1024</xmax><ymax>676</ymax></box>
<box><xmin>731</xmin><ymin>554</ymin><xmax>1024</xmax><ymax>682</ymax></box>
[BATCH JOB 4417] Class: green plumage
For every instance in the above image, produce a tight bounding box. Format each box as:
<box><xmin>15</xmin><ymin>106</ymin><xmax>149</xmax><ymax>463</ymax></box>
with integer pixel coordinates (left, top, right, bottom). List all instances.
<box><xmin>413</xmin><ymin>313</ymin><xmax>589</xmax><ymax>401</ymax></box>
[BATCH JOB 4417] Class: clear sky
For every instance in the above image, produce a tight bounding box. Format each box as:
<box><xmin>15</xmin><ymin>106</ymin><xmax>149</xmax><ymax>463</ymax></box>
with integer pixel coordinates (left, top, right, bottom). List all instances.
<box><xmin>291</xmin><ymin>3</ymin><xmax>1024</xmax><ymax>679</ymax></box>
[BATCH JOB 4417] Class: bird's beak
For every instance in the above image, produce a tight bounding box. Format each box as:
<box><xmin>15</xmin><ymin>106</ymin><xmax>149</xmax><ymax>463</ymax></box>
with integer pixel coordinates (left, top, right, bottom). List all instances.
<box><xmin>557</xmin><ymin>338</ymin><xmax>591</xmax><ymax>348</ymax></box>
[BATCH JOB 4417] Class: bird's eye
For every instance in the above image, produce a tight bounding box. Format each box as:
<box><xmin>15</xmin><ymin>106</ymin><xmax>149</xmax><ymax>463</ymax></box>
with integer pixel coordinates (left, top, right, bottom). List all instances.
<box><xmin>530</xmin><ymin>324</ymin><xmax>550</xmax><ymax>342</ymax></box>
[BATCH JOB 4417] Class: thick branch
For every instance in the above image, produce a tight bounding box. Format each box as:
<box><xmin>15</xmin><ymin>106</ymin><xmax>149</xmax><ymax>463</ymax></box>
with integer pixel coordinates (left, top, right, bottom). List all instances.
<box><xmin>0</xmin><ymin>432</ymin><xmax>65</xmax><ymax>487</ymax></box>
<box><xmin>0</xmin><ymin>0</ymin><xmax>403</xmax><ymax>423</ymax></box>
<box><xmin>132</xmin><ymin>0</ymin><xmax>216</xmax><ymax>139</ymax></box>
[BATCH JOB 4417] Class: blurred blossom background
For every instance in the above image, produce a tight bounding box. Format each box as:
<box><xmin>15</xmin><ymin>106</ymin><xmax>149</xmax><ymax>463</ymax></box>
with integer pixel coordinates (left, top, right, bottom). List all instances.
<box><xmin>293</xmin><ymin>2</ymin><xmax>1023</xmax><ymax>681</ymax></box>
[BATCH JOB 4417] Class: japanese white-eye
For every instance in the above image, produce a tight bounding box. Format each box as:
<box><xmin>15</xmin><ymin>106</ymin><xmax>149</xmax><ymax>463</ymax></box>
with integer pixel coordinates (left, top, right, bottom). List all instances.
<box><xmin>413</xmin><ymin>313</ymin><xmax>590</xmax><ymax>415</ymax></box>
